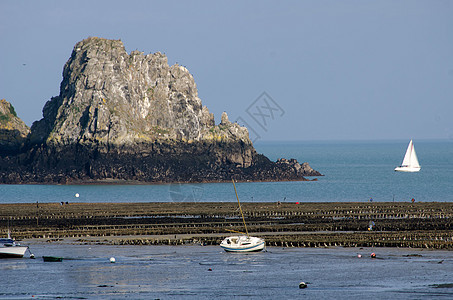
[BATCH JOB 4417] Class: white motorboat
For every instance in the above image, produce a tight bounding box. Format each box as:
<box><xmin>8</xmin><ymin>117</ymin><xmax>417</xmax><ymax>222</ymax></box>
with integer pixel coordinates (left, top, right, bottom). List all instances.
<box><xmin>0</xmin><ymin>232</ymin><xmax>28</xmax><ymax>258</ymax></box>
<box><xmin>395</xmin><ymin>139</ymin><xmax>421</xmax><ymax>172</ymax></box>
<box><xmin>220</xmin><ymin>180</ymin><xmax>265</xmax><ymax>253</ymax></box>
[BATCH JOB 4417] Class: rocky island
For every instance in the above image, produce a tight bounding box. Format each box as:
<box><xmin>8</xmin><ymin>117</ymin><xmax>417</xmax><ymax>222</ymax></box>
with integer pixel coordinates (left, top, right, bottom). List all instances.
<box><xmin>0</xmin><ymin>37</ymin><xmax>321</xmax><ymax>184</ymax></box>
<box><xmin>0</xmin><ymin>99</ymin><xmax>30</xmax><ymax>155</ymax></box>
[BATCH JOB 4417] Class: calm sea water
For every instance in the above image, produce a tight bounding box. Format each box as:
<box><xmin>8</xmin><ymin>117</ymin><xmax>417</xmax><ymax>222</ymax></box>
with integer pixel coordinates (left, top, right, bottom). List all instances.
<box><xmin>1</xmin><ymin>244</ymin><xmax>452</xmax><ymax>299</ymax></box>
<box><xmin>0</xmin><ymin>140</ymin><xmax>452</xmax><ymax>204</ymax></box>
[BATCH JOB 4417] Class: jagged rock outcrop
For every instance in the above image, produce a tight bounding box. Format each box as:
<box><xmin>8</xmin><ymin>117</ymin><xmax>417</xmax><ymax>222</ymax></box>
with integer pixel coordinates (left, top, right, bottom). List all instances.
<box><xmin>0</xmin><ymin>37</ymin><xmax>321</xmax><ymax>184</ymax></box>
<box><xmin>30</xmin><ymin>38</ymin><xmax>216</xmax><ymax>145</ymax></box>
<box><xmin>0</xmin><ymin>99</ymin><xmax>30</xmax><ymax>154</ymax></box>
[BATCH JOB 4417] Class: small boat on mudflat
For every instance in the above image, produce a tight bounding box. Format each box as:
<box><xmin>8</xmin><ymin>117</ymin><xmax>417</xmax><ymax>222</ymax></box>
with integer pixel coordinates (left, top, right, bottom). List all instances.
<box><xmin>220</xmin><ymin>179</ymin><xmax>265</xmax><ymax>253</ymax></box>
<box><xmin>43</xmin><ymin>256</ymin><xmax>63</xmax><ymax>262</ymax></box>
<box><xmin>0</xmin><ymin>231</ymin><xmax>28</xmax><ymax>258</ymax></box>
<box><xmin>220</xmin><ymin>235</ymin><xmax>265</xmax><ymax>252</ymax></box>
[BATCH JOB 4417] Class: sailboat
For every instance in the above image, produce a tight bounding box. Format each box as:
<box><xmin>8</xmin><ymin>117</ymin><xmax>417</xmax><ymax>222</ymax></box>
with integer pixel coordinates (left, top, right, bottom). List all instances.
<box><xmin>394</xmin><ymin>139</ymin><xmax>421</xmax><ymax>172</ymax></box>
<box><xmin>0</xmin><ymin>230</ymin><xmax>29</xmax><ymax>258</ymax></box>
<box><xmin>220</xmin><ymin>180</ymin><xmax>265</xmax><ymax>252</ymax></box>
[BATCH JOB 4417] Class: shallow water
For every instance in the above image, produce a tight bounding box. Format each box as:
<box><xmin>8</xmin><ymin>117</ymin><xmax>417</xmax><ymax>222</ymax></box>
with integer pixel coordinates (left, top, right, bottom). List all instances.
<box><xmin>1</xmin><ymin>243</ymin><xmax>452</xmax><ymax>299</ymax></box>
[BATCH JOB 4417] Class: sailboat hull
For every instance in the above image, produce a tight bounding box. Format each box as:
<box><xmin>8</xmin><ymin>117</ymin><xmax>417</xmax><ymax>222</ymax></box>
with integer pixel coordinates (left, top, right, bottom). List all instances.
<box><xmin>221</xmin><ymin>242</ymin><xmax>265</xmax><ymax>252</ymax></box>
<box><xmin>0</xmin><ymin>246</ymin><xmax>28</xmax><ymax>258</ymax></box>
<box><xmin>220</xmin><ymin>236</ymin><xmax>265</xmax><ymax>252</ymax></box>
<box><xmin>394</xmin><ymin>166</ymin><xmax>421</xmax><ymax>172</ymax></box>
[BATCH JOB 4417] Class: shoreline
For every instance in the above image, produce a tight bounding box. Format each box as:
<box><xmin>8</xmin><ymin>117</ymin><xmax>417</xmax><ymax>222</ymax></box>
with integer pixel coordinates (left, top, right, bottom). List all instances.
<box><xmin>0</xmin><ymin>176</ymin><xmax>320</xmax><ymax>186</ymax></box>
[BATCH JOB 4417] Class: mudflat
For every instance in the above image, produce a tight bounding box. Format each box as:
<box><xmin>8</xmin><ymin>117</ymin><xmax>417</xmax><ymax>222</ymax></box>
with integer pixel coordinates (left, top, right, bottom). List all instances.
<box><xmin>1</xmin><ymin>202</ymin><xmax>452</xmax><ymax>249</ymax></box>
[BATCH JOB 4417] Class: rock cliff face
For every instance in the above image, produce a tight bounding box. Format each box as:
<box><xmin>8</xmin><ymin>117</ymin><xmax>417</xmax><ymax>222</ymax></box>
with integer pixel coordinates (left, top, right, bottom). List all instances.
<box><xmin>0</xmin><ymin>37</ymin><xmax>321</xmax><ymax>184</ymax></box>
<box><xmin>30</xmin><ymin>38</ymin><xmax>217</xmax><ymax>145</ymax></box>
<box><xmin>0</xmin><ymin>99</ymin><xmax>30</xmax><ymax>154</ymax></box>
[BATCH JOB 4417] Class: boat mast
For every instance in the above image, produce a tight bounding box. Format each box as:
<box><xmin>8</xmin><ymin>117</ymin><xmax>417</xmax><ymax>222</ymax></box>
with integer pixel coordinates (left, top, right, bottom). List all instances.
<box><xmin>232</xmin><ymin>179</ymin><xmax>249</xmax><ymax>237</ymax></box>
<box><xmin>7</xmin><ymin>218</ymin><xmax>11</xmax><ymax>239</ymax></box>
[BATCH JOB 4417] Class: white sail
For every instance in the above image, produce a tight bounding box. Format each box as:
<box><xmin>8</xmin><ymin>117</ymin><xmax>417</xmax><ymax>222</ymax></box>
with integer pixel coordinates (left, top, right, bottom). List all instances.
<box><xmin>395</xmin><ymin>139</ymin><xmax>420</xmax><ymax>172</ymax></box>
<box><xmin>400</xmin><ymin>140</ymin><xmax>413</xmax><ymax>167</ymax></box>
<box><xmin>410</xmin><ymin>142</ymin><xmax>420</xmax><ymax>168</ymax></box>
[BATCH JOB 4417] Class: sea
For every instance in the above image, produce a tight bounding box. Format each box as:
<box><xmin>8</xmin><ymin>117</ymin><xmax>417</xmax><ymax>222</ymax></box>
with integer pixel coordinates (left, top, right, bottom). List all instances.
<box><xmin>1</xmin><ymin>140</ymin><xmax>453</xmax><ymax>299</ymax></box>
<box><xmin>0</xmin><ymin>139</ymin><xmax>452</xmax><ymax>204</ymax></box>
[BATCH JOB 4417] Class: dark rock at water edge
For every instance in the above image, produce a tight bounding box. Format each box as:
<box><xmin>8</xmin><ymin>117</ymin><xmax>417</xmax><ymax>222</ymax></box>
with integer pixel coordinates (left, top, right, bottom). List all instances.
<box><xmin>0</xmin><ymin>37</ymin><xmax>321</xmax><ymax>184</ymax></box>
<box><xmin>0</xmin><ymin>142</ymin><xmax>321</xmax><ymax>184</ymax></box>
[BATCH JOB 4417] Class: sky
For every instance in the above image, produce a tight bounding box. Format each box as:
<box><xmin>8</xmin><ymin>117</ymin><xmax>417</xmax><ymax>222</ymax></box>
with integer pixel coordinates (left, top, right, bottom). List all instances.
<box><xmin>1</xmin><ymin>0</ymin><xmax>452</xmax><ymax>141</ymax></box>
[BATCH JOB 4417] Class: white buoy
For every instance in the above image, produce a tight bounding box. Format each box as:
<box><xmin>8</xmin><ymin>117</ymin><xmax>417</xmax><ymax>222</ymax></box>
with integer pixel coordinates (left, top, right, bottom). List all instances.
<box><xmin>299</xmin><ymin>282</ymin><xmax>308</xmax><ymax>289</ymax></box>
<box><xmin>109</xmin><ymin>257</ymin><xmax>116</xmax><ymax>263</ymax></box>
<box><xmin>357</xmin><ymin>254</ymin><xmax>362</xmax><ymax>258</ymax></box>
<box><xmin>75</xmin><ymin>193</ymin><xmax>80</xmax><ymax>198</ymax></box>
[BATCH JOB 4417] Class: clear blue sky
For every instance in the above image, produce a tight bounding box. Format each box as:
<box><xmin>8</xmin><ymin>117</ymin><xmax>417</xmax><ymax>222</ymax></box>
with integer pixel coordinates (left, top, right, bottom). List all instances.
<box><xmin>1</xmin><ymin>0</ymin><xmax>452</xmax><ymax>141</ymax></box>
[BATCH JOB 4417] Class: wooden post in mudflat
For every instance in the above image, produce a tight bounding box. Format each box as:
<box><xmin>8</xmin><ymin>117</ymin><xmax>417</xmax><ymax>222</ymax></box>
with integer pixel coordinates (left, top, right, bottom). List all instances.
<box><xmin>36</xmin><ymin>201</ymin><xmax>39</xmax><ymax>226</ymax></box>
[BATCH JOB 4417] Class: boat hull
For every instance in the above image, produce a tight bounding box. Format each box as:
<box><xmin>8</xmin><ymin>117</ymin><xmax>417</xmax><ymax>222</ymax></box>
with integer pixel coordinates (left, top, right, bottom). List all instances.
<box><xmin>43</xmin><ymin>256</ymin><xmax>63</xmax><ymax>262</ymax></box>
<box><xmin>394</xmin><ymin>166</ymin><xmax>421</xmax><ymax>172</ymax></box>
<box><xmin>0</xmin><ymin>246</ymin><xmax>28</xmax><ymax>258</ymax></box>
<box><xmin>220</xmin><ymin>242</ymin><xmax>265</xmax><ymax>252</ymax></box>
<box><xmin>220</xmin><ymin>236</ymin><xmax>265</xmax><ymax>253</ymax></box>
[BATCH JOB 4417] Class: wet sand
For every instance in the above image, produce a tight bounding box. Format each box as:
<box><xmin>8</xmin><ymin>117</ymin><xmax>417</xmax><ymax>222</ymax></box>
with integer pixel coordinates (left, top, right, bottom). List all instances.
<box><xmin>1</xmin><ymin>202</ymin><xmax>452</xmax><ymax>249</ymax></box>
